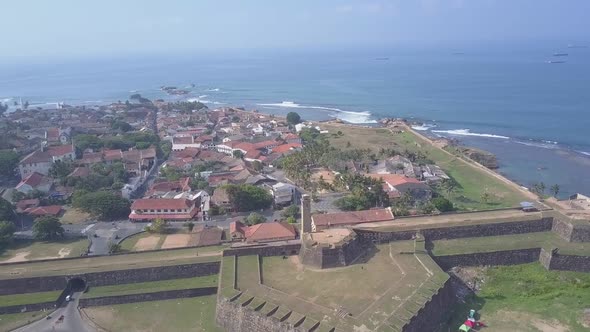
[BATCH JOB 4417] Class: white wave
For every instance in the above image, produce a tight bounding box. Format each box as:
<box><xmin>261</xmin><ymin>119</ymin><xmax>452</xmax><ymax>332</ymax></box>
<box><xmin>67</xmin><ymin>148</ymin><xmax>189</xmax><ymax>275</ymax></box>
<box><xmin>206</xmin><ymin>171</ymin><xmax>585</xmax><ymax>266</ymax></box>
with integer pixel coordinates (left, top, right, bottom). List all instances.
<box><xmin>411</xmin><ymin>124</ymin><xmax>437</xmax><ymax>131</ymax></box>
<box><xmin>542</xmin><ymin>140</ymin><xmax>558</xmax><ymax>145</ymax></box>
<box><xmin>431</xmin><ymin>129</ymin><xmax>510</xmax><ymax>139</ymax></box>
<box><xmin>514</xmin><ymin>140</ymin><xmax>559</xmax><ymax>150</ymax></box>
<box><xmin>205</xmin><ymin>88</ymin><xmax>220</xmax><ymax>92</ymax></box>
<box><xmin>1</xmin><ymin>98</ymin><xmax>13</xmax><ymax>103</ymax></box>
<box><xmin>577</xmin><ymin>151</ymin><xmax>590</xmax><ymax>157</ymax></box>
<box><xmin>129</xmin><ymin>90</ymin><xmax>138</xmax><ymax>93</ymax></box>
<box><xmin>257</xmin><ymin>101</ymin><xmax>375</xmax><ymax>123</ymax></box>
<box><xmin>187</xmin><ymin>97</ymin><xmax>211</xmax><ymax>103</ymax></box>
<box><xmin>198</xmin><ymin>95</ymin><xmax>208</xmax><ymax>99</ymax></box>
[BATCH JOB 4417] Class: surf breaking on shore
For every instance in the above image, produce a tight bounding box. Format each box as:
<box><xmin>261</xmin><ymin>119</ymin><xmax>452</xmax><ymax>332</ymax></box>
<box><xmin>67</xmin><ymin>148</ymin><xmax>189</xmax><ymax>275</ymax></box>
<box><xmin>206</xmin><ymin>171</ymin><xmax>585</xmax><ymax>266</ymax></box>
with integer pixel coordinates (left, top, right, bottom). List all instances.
<box><xmin>257</xmin><ymin>101</ymin><xmax>376</xmax><ymax>124</ymax></box>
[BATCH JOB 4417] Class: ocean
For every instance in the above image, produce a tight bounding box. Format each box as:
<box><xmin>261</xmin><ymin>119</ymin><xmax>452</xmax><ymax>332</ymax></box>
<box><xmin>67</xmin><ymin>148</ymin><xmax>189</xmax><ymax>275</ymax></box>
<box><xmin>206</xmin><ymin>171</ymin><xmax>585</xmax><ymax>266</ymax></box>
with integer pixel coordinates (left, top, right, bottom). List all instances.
<box><xmin>1</xmin><ymin>45</ymin><xmax>589</xmax><ymax>197</ymax></box>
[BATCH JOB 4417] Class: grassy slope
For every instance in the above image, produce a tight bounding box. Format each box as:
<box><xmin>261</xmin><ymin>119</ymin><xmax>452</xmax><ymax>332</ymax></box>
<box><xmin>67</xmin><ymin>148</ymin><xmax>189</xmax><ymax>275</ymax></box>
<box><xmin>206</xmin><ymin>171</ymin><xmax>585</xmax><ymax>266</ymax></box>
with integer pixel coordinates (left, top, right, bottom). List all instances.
<box><xmin>0</xmin><ymin>311</ymin><xmax>44</xmax><ymax>332</ymax></box>
<box><xmin>0</xmin><ymin>290</ymin><xmax>61</xmax><ymax>306</ymax></box>
<box><xmin>322</xmin><ymin>124</ymin><xmax>528</xmax><ymax>210</ymax></box>
<box><xmin>0</xmin><ymin>238</ymin><xmax>89</xmax><ymax>262</ymax></box>
<box><xmin>431</xmin><ymin>232</ymin><xmax>590</xmax><ymax>256</ymax></box>
<box><xmin>0</xmin><ymin>249</ymin><xmax>220</xmax><ymax>279</ymax></box>
<box><xmin>83</xmin><ymin>275</ymin><xmax>218</xmax><ymax>299</ymax></box>
<box><xmin>446</xmin><ymin>263</ymin><xmax>590</xmax><ymax>332</ymax></box>
<box><xmin>83</xmin><ymin>295</ymin><xmax>221</xmax><ymax>332</ymax></box>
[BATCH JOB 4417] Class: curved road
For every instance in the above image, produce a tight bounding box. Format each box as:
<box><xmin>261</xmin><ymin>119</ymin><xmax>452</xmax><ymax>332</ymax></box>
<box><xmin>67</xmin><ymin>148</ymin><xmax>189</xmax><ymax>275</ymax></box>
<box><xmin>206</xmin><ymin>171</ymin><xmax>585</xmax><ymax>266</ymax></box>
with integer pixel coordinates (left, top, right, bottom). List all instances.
<box><xmin>14</xmin><ymin>292</ymin><xmax>91</xmax><ymax>332</ymax></box>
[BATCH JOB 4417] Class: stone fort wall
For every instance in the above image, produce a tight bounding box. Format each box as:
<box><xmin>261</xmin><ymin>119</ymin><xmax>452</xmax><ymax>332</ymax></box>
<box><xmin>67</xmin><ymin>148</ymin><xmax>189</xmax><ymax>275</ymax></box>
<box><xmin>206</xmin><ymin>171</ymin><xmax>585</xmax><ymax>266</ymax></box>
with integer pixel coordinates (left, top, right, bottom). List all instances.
<box><xmin>299</xmin><ymin>233</ymin><xmax>365</xmax><ymax>269</ymax></box>
<box><xmin>78</xmin><ymin>287</ymin><xmax>217</xmax><ymax>308</ymax></box>
<box><xmin>0</xmin><ymin>262</ymin><xmax>220</xmax><ymax>296</ymax></box>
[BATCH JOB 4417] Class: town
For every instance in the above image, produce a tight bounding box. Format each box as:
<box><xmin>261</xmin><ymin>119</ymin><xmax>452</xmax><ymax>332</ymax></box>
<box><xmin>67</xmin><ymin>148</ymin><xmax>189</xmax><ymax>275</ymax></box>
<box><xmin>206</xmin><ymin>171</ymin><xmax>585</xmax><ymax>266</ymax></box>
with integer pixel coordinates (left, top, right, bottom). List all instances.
<box><xmin>0</xmin><ymin>96</ymin><xmax>589</xmax><ymax>332</ymax></box>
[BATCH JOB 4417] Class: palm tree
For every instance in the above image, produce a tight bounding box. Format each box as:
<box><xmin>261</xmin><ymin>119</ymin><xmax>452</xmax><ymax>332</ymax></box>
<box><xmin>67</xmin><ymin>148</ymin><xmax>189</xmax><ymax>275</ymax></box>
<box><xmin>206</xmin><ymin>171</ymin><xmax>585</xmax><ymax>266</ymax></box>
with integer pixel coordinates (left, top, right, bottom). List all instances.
<box><xmin>550</xmin><ymin>184</ymin><xmax>560</xmax><ymax>198</ymax></box>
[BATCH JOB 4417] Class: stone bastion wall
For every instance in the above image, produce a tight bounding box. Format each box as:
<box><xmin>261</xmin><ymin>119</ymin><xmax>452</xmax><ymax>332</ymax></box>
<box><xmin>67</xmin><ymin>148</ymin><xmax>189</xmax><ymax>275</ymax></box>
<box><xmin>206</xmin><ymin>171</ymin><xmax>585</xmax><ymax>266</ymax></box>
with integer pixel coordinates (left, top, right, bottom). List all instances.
<box><xmin>0</xmin><ymin>261</ymin><xmax>220</xmax><ymax>296</ymax></box>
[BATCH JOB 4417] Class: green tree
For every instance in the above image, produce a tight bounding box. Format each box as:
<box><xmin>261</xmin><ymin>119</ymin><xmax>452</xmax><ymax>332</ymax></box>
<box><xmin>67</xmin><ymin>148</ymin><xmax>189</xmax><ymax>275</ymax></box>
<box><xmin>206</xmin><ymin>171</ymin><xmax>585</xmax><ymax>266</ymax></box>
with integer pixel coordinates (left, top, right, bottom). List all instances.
<box><xmin>33</xmin><ymin>216</ymin><xmax>64</xmax><ymax>240</ymax></box>
<box><xmin>281</xmin><ymin>205</ymin><xmax>300</xmax><ymax>219</ymax></box>
<box><xmin>108</xmin><ymin>241</ymin><xmax>121</xmax><ymax>254</ymax></box>
<box><xmin>246</xmin><ymin>212</ymin><xmax>266</xmax><ymax>225</ymax></box>
<box><xmin>223</xmin><ymin>184</ymin><xmax>273</xmax><ymax>212</ymax></box>
<box><xmin>185</xmin><ymin>222</ymin><xmax>195</xmax><ymax>232</ymax></box>
<box><xmin>550</xmin><ymin>184</ymin><xmax>560</xmax><ymax>198</ymax></box>
<box><xmin>72</xmin><ymin>191</ymin><xmax>131</xmax><ymax>220</ymax></box>
<box><xmin>149</xmin><ymin>218</ymin><xmax>168</xmax><ymax>234</ymax></box>
<box><xmin>0</xmin><ymin>198</ymin><xmax>16</xmax><ymax>222</ymax></box>
<box><xmin>232</xmin><ymin>150</ymin><xmax>244</xmax><ymax>159</ymax></box>
<box><xmin>431</xmin><ymin>197</ymin><xmax>454</xmax><ymax>212</ymax></box>
<box><xmin>251</xmin><ymin>161</ymin><xmax>263</xmax><ymax>172</ymax></box>
<box><xmin>0</xmin><ymin>221</ymin><xmax>16</xmax><ymax>248</ymax></box>
<box><xmin>0</xmin><ymin>150</ymin><xmax>19</xmax><ymax>178</ymax></box>
<box><xmin>286</xmin><ymin>112</ymin><xmax>301</xmax><ymax>125</ymax></box>
<box><xmin>286</xmin><ymin>216</ymin><xmax>297</xmax><ymax>224</ymax></box>
<box><xmin>111</xmin><ymin>120</ymin><xmax>133</xmax><ymax>132</ymax></box>
<box><xmin>419</xmin><ymin>202</ymin><xmax>436</xmax><ymax>215</ymax></box>
<box><xmin>48</xmin><ymin>160</ymin><xmax>74</xmax><ymax>179</ymax></box>
<box><xmin>74</xmin><ymin>134</ymin><xmax>104</xmax><ymax>151</ymax></box>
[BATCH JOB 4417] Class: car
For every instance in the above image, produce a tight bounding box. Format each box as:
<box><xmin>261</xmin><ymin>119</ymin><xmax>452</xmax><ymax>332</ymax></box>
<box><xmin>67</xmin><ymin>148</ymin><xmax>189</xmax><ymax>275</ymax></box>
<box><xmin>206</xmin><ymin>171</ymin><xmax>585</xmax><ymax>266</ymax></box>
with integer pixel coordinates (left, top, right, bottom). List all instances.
<box><xmin>65</xmin><ymin>295</ymin><xmax>71</xmax><ymax>302</ymax></box>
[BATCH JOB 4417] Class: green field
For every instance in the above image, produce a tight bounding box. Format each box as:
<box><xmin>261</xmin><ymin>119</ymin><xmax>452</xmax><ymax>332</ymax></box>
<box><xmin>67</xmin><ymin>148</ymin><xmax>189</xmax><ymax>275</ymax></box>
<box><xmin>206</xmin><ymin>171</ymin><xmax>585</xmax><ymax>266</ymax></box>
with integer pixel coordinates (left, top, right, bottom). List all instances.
<box><xmin>431</xmin><ymin>232</ymin><xmax>590</xmax><ymax>256</ymax></box>
<box><xmin>446</xmin><ymin>263</ymin><xmax>590</xmax><ymax>332</ymax></box>
<box><xmin>82</xmin><ymin>295</ymin><xmax>221</xmax><ymax>332</ymax></box>
<box><xmin>224</xmin><ymin>241</ymin><xmax>448</xmax><ymax>331</ymax></box>
<box><xmin>0</xmin><ymin>290</ymin><xmax>61</xmax><ymax>306</ymax></box>
<box><xmin>0</xmin><ymin>248</ymin><xmax>220</xmax><ymax>279</ymax></box>
<box><xmin>0</xmin><ymin>238</ymin><xmax>89</xmax><ymax>263</ymax></box>
<box><xmin>0</xmin><ymin>311</ymin><xmax>44</xmax><ymax>332</ymax></box>
<box><xmin>83</xmin><ymin>275</ymin><xmax>218</xmax><ymax>298</ymax></box>
<box><xmin>322</xmin><ymin>123</ymin><xmax>529</xmax><ymax>210</ymax></box>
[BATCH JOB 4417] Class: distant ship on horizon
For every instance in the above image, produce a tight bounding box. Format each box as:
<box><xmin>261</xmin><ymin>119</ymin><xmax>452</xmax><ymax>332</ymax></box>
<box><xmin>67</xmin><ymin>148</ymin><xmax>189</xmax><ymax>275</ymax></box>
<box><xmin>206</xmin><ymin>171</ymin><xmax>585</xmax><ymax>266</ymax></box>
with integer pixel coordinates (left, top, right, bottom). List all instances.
<box><xmin>567</xmin><ymin>44</ymin><xmax>587</xmax><ymax>49</ymax></box>
<box><xmin>546</xmin><ymin>60</ymin><xmax>566</xmax><ymax>64</ymax></box>
<box><xmin>553</xmin><ymin>53</ymin><xmax>568</xmax><ymax>57</ymax></box>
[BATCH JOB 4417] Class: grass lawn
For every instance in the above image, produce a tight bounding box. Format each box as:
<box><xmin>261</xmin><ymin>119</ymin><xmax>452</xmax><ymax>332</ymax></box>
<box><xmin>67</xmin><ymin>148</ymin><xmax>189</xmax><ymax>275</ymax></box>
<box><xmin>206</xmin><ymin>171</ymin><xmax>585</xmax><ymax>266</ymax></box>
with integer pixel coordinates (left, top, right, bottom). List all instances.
<box><xmin>0</xmin><ymin>290</ymin><xmax>61</xmax><ymax>306</ymax></box>
<box><xmin>83</xmin><ymin>275</ymin><xmax>218</xmax><ymax>298</ymax></box>
<box><xmin>322</xmin><ymin>123</ymin><xmax>529</xmax><ymax>210</ymax></box>
<box><xmin>227</xmin><ymin>241</ymin><xmax>448</xmax><ymax>331</ymax></box>
<box><xmin>0</xmin><ymin>311</ymin><xmax>44</xmax><ymax>332</ymax></box>
<box><xmin>59</xmin><ymin>208</ymin><xmax>92</xmax><ymax>224</ymax></box>
<box><xmin>446</xmin><ymin>263</ymin><xmax>590</xmax><ymax>332</ymax></box>
<box><xmin>0</xmin><ymin>238</ymin><xmax>89</xmax><ymax>263</ymax></box>
<box><xmin>431</xmin><ymin>232</ymin><xmax>590</xmax><ymax>256</ymax></box>
<box><xmin>82</xmin><ymin>295</ymin><xmax>221</xmax><ymax>332</ymax></box>
<box><xmin>0</xmin><ymin>248</ymin><xmax>220</xmax><ymax>279</ymax></box>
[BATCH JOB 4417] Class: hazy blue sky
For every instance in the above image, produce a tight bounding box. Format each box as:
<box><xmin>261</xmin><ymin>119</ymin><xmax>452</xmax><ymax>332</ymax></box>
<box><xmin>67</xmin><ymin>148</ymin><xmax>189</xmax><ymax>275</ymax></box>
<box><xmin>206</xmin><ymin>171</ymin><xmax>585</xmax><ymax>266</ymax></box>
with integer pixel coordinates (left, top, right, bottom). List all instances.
<box><xmin>1</xmin><ymin>0</ymin><xmax>588</xmax><ymax>59</ymax></box>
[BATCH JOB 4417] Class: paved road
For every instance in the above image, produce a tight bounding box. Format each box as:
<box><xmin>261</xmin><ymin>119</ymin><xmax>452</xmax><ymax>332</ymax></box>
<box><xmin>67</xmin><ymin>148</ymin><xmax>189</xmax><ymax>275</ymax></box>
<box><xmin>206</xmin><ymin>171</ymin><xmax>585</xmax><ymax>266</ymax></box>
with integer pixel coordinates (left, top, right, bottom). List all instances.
<box><xmin>14</xmin><ymin>292</ymin><xmax>91</xmax><ymax>332</ymax></box>
<box><xmin>86</xmin><ymin>221</ymin><xmax>147</xmax><ymax>255</ymax></box>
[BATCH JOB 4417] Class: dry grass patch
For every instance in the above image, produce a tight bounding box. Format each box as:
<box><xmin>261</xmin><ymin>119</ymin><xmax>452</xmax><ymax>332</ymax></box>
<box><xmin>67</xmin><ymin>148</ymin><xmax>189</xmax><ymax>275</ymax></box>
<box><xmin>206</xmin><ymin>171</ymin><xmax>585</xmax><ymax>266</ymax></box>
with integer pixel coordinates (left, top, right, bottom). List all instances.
<box><xmin>160</xmin><ymin>234</ymin><xmax>191</xmax><ymax>249</ymax></box>
<box><xmin>133</xmin><ymin>235</ymin><xmax>162</xmax><ymax>251</ymax></box>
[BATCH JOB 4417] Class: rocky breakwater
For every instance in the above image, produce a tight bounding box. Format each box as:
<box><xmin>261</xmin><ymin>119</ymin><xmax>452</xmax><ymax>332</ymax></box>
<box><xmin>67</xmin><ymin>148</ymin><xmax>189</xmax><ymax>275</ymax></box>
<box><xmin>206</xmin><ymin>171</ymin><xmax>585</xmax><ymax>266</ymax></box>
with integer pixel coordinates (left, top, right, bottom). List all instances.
<box><xmin>458</xmin><ymin>147</ymin><xmax>499</xmax><ymax>169</ymax></box>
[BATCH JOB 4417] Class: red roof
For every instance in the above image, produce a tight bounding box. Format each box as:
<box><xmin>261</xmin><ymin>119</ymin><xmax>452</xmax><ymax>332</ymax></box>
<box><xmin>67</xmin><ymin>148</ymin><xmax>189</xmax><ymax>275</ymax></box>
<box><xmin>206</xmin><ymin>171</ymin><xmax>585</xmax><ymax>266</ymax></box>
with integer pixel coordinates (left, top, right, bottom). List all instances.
<box><xmin>129</xmin><ymin>211</ymin><xmax>196</xmax><ymax>220</ymax></box>
<box><xmin>17</xmin><ymin>172</ymin><xmax>45</xmax><ymax>188</ymax></box>
<box><xmin>16</xmin><ymin>199</ymin><xmax>40</xmax><ymax>211</ymax></box>
<box><xmin>171</xmin><ymin>148</ymin><xmax>200</xmax><ymax>159</ymax></box>
<box><xmin>103</xmin><ymin>149</ymin><xmax>123</xmax><ymax>161</ymax></box>
<box><xmin>131</xmin><ymin>198</ymin><xmax>193</xmax><ymax>210</ymax></box>
<box><xmin>20</xmin><ymin>150</ymin><xmax>51</xmax><ymax>164</ymax></box>
<box><xmin>173</xmin><ymin>136</ymin><xmax>194</xmax><ymax>144</ymax></box>
<box><xmin>68</xmin><ymin>167</ymin><xmax>90</xmax><ymax>178</ymax></box>
<box><xmin>47</xmin><ymin>145</ymin><xmax>74</xmax><ymax>157</ymax></box>
<box><xmin>26</xmin><ymin>205</ymin><xmax>63</xmax><ymax>217</ymax></box>
<box><xmin>272</xmin><ymin>143</ymin><xmax>302</xmax><ymax>154</ymax></box>
<box><xmin>368</xmin><ymin>174</ymin><xmax>421</xmax><ymax>186</ymax></box>
<box><xmin>46</xmin><ymin>128</ymin><xmax>60</xmax><ymax>141</ymax></box>
<box><xmin>149</xmin><ymin>177</ymin><xmax>192</xmax><ymax>193</ymax></box>
<box><xmin>230</xmin><ymin>221</ymin><xmax>297</xmax><ymax>242</ymax></box>
<box><xmin>312</xmin><ymin>208</ymin><xmax>394</xmax><ymax>227</ymax></box>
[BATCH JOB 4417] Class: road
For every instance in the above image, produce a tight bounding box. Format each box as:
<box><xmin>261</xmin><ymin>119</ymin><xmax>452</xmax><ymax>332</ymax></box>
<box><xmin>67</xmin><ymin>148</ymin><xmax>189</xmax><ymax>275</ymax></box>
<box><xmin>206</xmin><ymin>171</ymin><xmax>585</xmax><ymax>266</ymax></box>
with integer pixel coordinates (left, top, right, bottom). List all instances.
<box><xmin>14</xmin><ymin>292</ymin><xmax>91</xmax><ymax>332</ymax></box>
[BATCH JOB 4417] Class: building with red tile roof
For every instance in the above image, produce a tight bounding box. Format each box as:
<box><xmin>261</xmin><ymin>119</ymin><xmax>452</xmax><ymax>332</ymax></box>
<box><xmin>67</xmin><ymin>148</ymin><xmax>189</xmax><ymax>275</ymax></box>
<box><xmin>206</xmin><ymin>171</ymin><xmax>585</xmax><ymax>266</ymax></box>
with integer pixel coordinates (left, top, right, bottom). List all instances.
<box><xmin>230</xmin><ymin>221</ymin><xmax>297</xmax><ymax>243</ymax></box>
<box><xmin>15</xmin><ymin>172</ymin><xmax>53</xmax><ymax>194</ymax></box>
<box><xmin>129</xmin><ymin>198</ymin><xmax>199</xmax><ymax>221</ymax></box>
<box><xmin>367</xmin><ymin>174</ymin><xmax>432</xmax><ymax>201</ymax></box>
<box><xmin>15</xmin><ymin>199</ymin><xmax>40</xmax><ymax>213</ymax></box>
<box><xmin>311</xmin><ymin>208</ymin><xmax>394</xmax><ymax>231</ymax></box>
<box><xmin>25</xmin><ymin>205</ymin><xmax>63</xmax><ymax>217</ymax></box>
<box><xmin>148</xmin><ymin>177</ymin><xmax>192</xmax><ymax>195</ymax></box>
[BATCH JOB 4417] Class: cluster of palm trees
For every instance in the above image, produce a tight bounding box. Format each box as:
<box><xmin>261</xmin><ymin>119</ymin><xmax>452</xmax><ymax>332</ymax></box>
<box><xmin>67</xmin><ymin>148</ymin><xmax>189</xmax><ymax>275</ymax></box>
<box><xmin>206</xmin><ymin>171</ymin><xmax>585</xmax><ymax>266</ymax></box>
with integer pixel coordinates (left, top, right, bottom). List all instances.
<box><xmin>531</xmin><ymin>182</ymin><xmax>560</xmax><ymax>198</ymax></box>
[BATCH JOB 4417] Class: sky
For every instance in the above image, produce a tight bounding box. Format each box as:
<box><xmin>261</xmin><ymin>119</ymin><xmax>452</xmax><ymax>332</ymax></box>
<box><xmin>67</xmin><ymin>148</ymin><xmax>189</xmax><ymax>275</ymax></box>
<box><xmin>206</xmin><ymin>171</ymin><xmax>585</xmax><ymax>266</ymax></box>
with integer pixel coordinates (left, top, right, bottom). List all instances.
<box><xmin>0</xmin><ymin>0</ymin><xmax>588</xmax><ymax>60</ymax></box>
